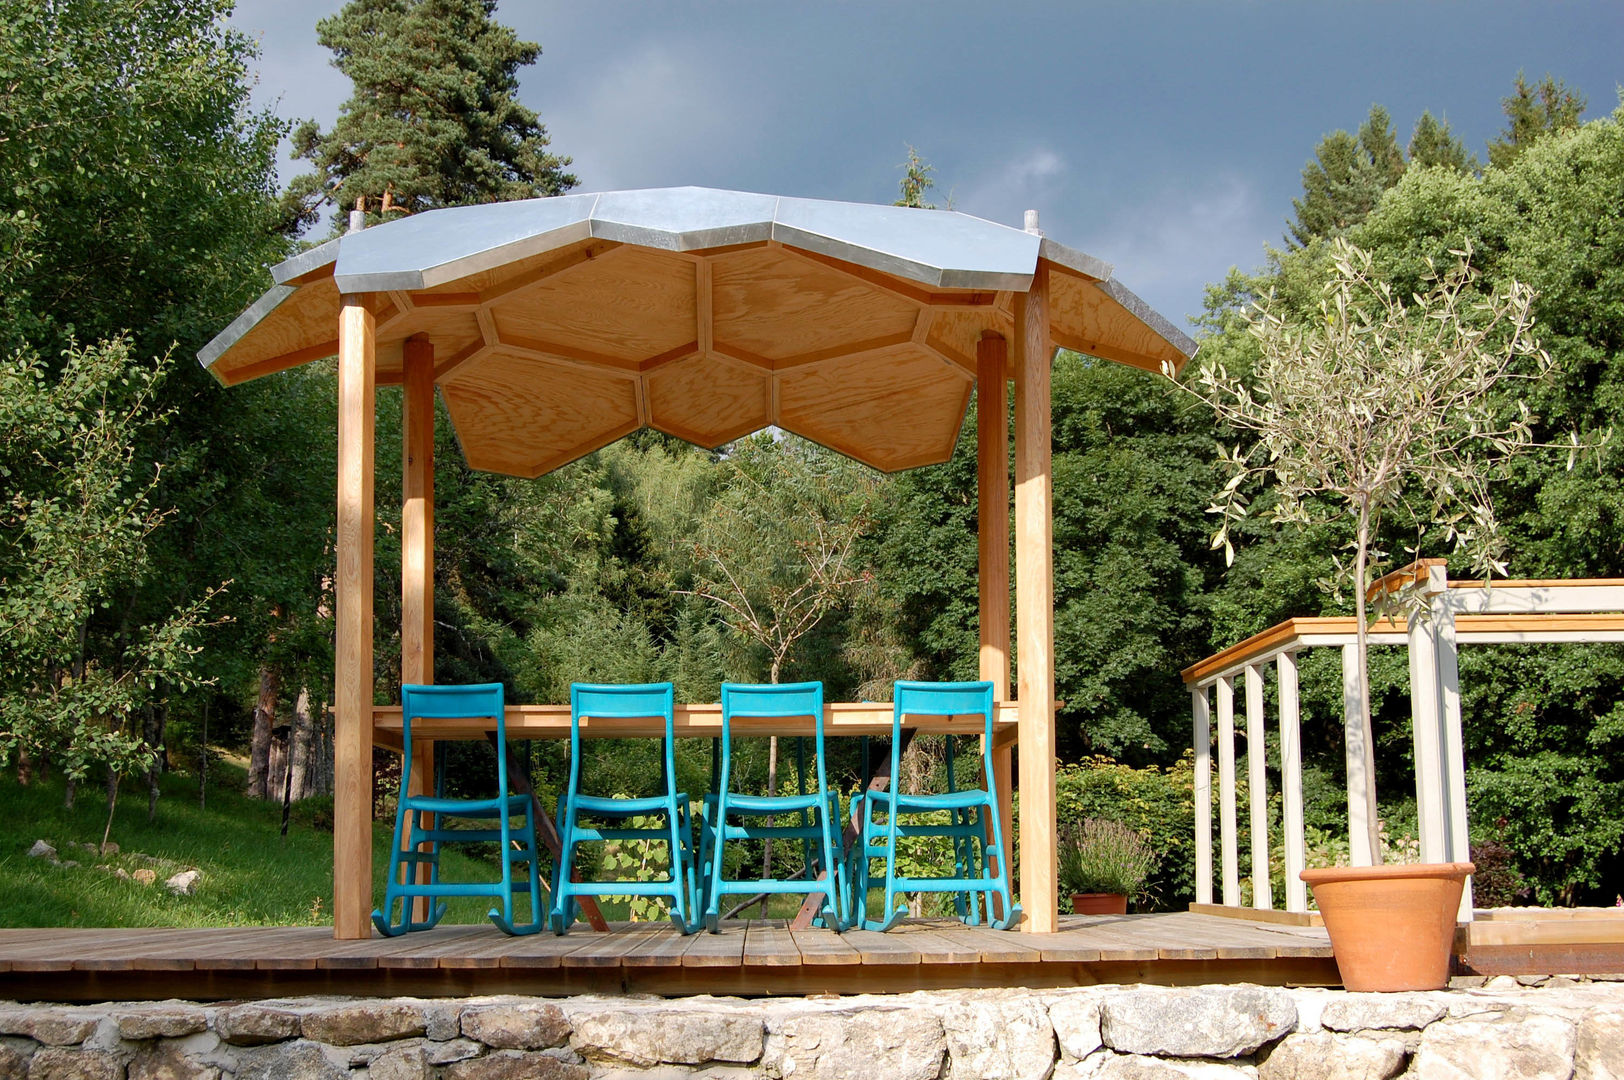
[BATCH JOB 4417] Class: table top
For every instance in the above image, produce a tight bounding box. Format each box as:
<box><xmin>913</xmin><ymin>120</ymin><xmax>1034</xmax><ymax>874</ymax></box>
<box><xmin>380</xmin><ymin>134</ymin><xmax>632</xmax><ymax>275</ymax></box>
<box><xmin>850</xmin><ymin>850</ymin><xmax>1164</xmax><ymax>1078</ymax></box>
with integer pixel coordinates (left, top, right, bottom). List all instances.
<box><xmin>372</xmin><ymin>700</ymin><xmax>1021</xmax><ymax>746</ymax></box>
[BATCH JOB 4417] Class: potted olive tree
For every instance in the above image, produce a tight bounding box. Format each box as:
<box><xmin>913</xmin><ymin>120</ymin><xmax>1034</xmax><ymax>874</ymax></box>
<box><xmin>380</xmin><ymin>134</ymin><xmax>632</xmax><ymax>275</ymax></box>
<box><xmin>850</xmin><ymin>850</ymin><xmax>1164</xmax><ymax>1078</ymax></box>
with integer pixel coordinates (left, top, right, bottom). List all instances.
<box><xmin>1168</xmin><ymin>239</ymin><xmax>1591</xmax><ymax>990</ymax></box>
<box><xmin>1058</xmin><ymin>818</ymin><xmax>1158</xmax><ymax>915</ymax></box>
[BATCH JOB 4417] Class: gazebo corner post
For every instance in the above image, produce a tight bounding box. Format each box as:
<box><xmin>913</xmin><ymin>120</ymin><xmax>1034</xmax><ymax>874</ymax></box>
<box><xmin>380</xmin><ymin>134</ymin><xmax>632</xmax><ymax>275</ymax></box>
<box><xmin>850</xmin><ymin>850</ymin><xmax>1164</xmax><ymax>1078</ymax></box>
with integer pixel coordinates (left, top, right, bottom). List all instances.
<box><xmin>334</xmin><ymin>294</ymin><xmax>378</xmax><ymax>939</ymax></box>
<box><xmin>1013</xmin><ymin>262</ymin><xmax>1058</xmax><ymax>933</ymax></box>
<box><xmin>976</xmin><ymin>330</ymin><xmax>1012</xmax><ymax>919</ymax></box>
<box><xmin>401</xmin><ymin>335</ymin><xmax>436</xmax><ymax>922</ymax></box>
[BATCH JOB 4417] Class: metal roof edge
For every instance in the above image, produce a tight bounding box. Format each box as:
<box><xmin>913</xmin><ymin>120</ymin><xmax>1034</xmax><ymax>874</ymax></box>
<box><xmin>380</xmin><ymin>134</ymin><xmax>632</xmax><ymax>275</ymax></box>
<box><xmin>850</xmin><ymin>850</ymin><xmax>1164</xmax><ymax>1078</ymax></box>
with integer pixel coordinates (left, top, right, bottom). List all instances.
<box><xmin>1038</xmin><ymin>236</ymin><xmax>1113</xmax><ymax>281</ymax></box>
<box><xmin>197</xmin><ymin>284</ymin><xmax>297</xmax><ymax>374</ymax></box>
<box><xmin>1094</xmin><ymin>276</ymin><xmax>1199</xmax><ymax>360</ymax></box>
<box><xmin>271</xmin><ymin>239</ymin><xmax>340</xmax><ymax>286</ymax></box>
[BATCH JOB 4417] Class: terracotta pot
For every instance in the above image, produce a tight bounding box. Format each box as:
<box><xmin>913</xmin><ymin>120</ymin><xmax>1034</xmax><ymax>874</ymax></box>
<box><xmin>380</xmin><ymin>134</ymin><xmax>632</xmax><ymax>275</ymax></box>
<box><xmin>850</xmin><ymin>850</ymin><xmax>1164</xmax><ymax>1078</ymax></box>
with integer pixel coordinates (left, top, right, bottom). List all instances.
<box><xmin>1301</xmin><ymin>861</ymin><xmax>1473</xmax><ymax>992</ymax></box>
<box><xmin>1069</xmin><ymin>892</ymin><xmax>1128</xmax><ymax>915</ymax></box>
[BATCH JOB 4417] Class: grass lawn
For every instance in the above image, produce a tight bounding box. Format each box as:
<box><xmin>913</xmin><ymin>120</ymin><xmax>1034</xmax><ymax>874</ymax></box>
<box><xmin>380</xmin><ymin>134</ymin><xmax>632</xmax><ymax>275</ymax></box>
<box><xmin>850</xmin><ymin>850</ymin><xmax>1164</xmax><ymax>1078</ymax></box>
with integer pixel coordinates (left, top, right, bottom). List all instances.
<box><xmin>0</xmin><ymin>762</ymin><xmax>516</xmax><ymax>928</ymax></box>
<box><xmin>1</xmin><ymin>760</ymin><xmax>906</xmax><ymax>928</ymax></box>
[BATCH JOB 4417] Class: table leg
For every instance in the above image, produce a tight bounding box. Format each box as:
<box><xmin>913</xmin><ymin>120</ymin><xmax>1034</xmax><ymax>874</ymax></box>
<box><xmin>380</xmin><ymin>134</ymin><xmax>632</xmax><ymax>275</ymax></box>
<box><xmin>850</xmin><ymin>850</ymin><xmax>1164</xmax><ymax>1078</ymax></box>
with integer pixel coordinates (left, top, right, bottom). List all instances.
<box><xmin>488</xmin><ymin>734</ymin><xmax>610</xmax><ymax>932</ymax></box>
<box><xmin>790</xmin><ymin>728</ymin><xmax>916</xmax><ymax>930</ymax></box>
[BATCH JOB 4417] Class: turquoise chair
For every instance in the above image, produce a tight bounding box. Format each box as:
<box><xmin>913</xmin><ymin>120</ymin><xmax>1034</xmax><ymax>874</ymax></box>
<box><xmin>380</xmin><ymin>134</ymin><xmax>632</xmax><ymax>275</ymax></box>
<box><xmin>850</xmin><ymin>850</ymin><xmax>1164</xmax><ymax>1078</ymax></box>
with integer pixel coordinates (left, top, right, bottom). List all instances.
<box><xmin>697</xmin><ymin>682</ymin><xmax>845</xmax><ymax>933</ymax></box>
<box><xmin>854</xmin><ymin>680</ymin><xmax>1020</xmax><ymax>931</ymax></box>
<box><xmin>372</xmin><ymin>683</ymin><xmax>544</xmax><ymax>936</ymax></box>
<box><xmin>550</xmin><ymin>682</ymin><xmax>698</xmax><ymax>935</ymax></box>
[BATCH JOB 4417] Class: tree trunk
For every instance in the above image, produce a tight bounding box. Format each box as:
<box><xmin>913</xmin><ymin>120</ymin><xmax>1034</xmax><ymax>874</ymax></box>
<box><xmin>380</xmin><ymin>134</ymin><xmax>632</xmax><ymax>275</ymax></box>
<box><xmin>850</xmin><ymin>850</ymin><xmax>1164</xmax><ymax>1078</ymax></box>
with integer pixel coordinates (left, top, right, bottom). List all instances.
<box><xmin>63</xmin><ymin>776</ymin><xmax>75</xmax><ymax>811</ymax></box>
<box><xmin>248</xmin><ymin>663</ymin><xmax>279</xmax><ymax>799</ymax></box>
<box><xmin>289</xmin><ymin>687</ymin><xmax>315</xmax><ymax>800</ymax></box>
<box><xmin>1353</xmin><ymin>499</ymin><xmax>1383</xmax><ymax>865</ymax></box>
<box><xmin>199</xmin><ymin>697</ymin><xmax>209</xmax><ymax>810</ymax></box>
<box><xmin>145</xmin><ymin>702</ymin><xmax>165</xmax><ymax>822</ymax></box>
<box><xmin>16</xmin><ymin>746</ymin><xmax>33</xmax><ymax>787</ymax></box>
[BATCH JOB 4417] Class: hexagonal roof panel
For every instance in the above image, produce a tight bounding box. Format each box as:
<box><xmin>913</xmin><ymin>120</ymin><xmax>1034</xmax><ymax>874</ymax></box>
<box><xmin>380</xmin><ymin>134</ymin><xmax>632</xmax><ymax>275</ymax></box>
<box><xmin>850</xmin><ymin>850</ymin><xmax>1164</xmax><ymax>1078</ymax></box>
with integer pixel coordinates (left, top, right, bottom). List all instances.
<box><xmin>200</xmin><ymin>186</ymin><xmax>1198</xmax><ymax>476</ymax></box>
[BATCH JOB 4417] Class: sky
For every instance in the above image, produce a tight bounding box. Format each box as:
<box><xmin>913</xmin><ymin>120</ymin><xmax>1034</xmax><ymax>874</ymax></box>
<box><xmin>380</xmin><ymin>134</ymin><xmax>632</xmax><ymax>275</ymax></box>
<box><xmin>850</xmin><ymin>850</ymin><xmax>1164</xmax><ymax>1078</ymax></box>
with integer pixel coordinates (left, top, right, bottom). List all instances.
<box><xmin>228</xmin><ymin>1</ymin><xmax>1624</xmax><ymax>330</ymax></box>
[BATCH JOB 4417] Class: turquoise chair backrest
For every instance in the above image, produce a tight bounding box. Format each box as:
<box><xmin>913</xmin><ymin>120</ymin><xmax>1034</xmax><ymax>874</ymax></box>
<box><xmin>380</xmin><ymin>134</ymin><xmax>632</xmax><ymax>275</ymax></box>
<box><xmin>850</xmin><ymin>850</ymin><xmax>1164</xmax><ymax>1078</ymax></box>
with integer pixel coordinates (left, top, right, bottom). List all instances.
<box><xmin>401</xmin><ymin>682</ymin><xmax>507</xmax><ymax>797</ymax></box>
<box><xmin>568</xmin><ymin>682</ymin><xmax>677</xmax><ymax>798</ymax></box>
<box><xmin>891</xmin><ymin>680</ymin><xmax>996</xmax><ymax>791</ymax></box>
<box><xmin>720</xmin><ymin>681</ymin><xmax>823</xmax><ymax>722</ymax></box>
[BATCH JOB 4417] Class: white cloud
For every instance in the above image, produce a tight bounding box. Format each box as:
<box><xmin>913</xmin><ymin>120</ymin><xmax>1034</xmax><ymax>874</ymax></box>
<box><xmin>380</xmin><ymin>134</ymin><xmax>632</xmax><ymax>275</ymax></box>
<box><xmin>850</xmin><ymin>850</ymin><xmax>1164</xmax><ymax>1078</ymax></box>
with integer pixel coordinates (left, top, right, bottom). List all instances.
<box><xmin>1069</xmin><ymin>173</ymin><xmax>1276</xmax><ymax>328</ymax></box>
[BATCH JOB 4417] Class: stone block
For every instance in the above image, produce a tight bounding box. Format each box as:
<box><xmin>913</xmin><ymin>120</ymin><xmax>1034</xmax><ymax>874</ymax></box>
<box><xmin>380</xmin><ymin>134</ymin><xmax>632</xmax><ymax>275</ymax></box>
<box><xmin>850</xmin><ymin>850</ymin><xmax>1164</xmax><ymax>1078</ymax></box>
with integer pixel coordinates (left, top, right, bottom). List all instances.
<box><xmin>1101</xmin><ymin>987</ymin><xmax>1296</xmax><ymax>1058</ymax></box>
<box><xmin>115</xmin><ymin>1007</ymin><xmax>209</xmax><ymax>1041</ymax></box>
<box><xmin>233</xmin><ymin>1041</ymin><xmax>346</xmax><ymax>1080</ymax></box>
<box><xmin>299</xmin><ymin>1002</ymin><xmax>425</xmax><ymax>1046</ymax></box>
<box><xmin>366</xmin><ymin>1042</ymin><xmax>427</xmax><ymax>1080</ymax></box>
<box><xmin>0</xmin><ymin>1041</ymin><xmax>29</xmax><ymax>1080</ymax></box>
<box><xmin>1049</xmin><ymin>996</ymin><xmax>1104</xmax><ymax>1060</ymax></box>
<box><xmin>1089</xmin><ymin>1055</ymin><xmax>1259</xmax><ymax>1079</ymax></box>
<box><xmin>443</xmin><ymin>1051</ymin><xmax>588</xmax><ymax>1080</ymax></box>
<box><xmin>0</xmin><ymin>1013</ymin><xmax>98</xmax><ymax>1047</ymax></box>
<box><xmin>127</xmin><ymin>1044</ymin><xmax>218</xmax><ymax>1080</ymax></box>
<box><xmin>1411</xmin><ymin>1014</ymin><xmax>1576</xmax><ymax>1080</ymax></box>
<box><xmin>212</xmin><ymin>1005</ymin><xmax>300</xmax><ymax>1046</ymax></box>
<box><xmin>1319</xmin><ymin>995</ymin><xmax>1445</xmax><ymax>1033</ymax></box>
<box><xmin>460</xmin><ymin>1004</ymin><xmax>569</xmax><ymax>1050</ymax></box>
<box><xmin>1578</xmin><ymin>1010</ymin><xmax>1624</xmax><ymax>1080</ymax></box>
<box><xmin>940</xmin><ymin>996</ymin><xmax>1056</xmax><ymax>1080</ymax></box>
<box><xmin>23</xmin><ymin>1048</ymin><xmax>122</xmax><ymax>1080</ymax></box>
<box><xmin>763</xmin><ymin>1006</ymin><xmax>945</xmax><ymax>1080</ymax></box>
<box><xmin>570</xmin><ymin>1008</ymin><xmax>762</xmax><ymax>1068</ymax></box>
<box><xmin>1258</xmin><ymin>1032</ymin><xmax>1406</xmax><ymax>1080</ymax></box>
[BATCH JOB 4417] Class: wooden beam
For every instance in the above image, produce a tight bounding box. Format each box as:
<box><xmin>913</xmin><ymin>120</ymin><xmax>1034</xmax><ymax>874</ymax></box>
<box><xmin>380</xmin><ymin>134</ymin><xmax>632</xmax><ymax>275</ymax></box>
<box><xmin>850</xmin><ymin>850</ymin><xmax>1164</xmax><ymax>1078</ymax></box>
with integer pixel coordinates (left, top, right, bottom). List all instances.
<box><xmin>335</xmin><ymin>295</ymin><xmax>376</xmax><ymax>940</ymax></box>
<box><xmin>977</xmin><ymin>332</ymin><xmax>1013</xmax><ymax>921</ymax></box>
<box><xmin>401</xmin><ymin>336</ymin><xmax>436</xmax><ymax>924</ymax></box>
<box><xmin>1013</xmin><ymin>264</ymin><xmax>1057</xmax><ymax>934</ymax></box>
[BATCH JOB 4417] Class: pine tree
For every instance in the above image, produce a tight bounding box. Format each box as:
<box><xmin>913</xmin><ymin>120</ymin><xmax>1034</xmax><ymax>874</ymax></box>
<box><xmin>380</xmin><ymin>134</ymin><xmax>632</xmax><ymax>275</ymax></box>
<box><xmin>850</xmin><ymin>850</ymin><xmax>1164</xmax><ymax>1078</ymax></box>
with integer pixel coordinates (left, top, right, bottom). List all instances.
<box><xmin>1487</xmin><ymin>72</ymin><xmax>1586</xmax><ymax>169</ymax></box>
<box><xmin>1287</xmin><ymin>105</ymin><xmax>1406</xmax><ymax>247</ymax></box>
<box><xmin>1407</xmin><ymin>111</ymin><xmax>1476</xmax><ymax>174</ymax></box>
<box><xmin>282</xmin><ymin>0</ymin><xmax>577</xmax><ymax>236</ymax></box>
<box><xmin>895</xmin><ymin>146</ymin><xmax>936</xmax><ymax>209</ymax></box>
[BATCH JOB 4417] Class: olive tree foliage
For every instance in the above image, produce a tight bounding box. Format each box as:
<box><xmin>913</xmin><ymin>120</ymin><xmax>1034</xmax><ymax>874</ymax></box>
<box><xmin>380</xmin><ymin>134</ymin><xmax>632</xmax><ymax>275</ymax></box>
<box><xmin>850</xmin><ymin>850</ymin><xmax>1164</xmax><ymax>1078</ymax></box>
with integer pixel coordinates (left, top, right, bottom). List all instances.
<box><xmin>1169</xmin><ymin>238</ymin><xmax>1575</xmax><ymax>861</ymax></box>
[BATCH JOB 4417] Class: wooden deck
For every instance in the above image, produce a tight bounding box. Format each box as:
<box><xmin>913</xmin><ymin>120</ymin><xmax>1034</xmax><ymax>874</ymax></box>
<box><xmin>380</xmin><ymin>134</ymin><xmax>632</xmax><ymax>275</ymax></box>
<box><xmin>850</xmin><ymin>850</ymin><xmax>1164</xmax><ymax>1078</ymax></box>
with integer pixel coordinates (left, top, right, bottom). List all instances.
<box><xmin>0</xmin><ymin>913</ymin><xmax>1338</xmax><ymax>1002</ymax></box>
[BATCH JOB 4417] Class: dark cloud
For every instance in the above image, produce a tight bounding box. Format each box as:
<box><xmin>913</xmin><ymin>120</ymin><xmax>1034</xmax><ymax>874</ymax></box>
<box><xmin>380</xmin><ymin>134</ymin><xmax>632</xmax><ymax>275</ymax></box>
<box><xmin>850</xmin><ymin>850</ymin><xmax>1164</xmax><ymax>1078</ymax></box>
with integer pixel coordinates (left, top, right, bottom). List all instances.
<box><xmin>230</xmin><ymin>0</ymin><xmax>1624</xmax><ymax>328</ymax></box>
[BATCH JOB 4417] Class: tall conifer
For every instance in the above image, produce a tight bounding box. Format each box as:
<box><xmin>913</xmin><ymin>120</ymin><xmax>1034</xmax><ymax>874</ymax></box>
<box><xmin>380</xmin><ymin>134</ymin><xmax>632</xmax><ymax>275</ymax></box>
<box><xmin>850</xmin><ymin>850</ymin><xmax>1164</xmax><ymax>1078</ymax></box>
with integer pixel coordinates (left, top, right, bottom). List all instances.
<box><xmin>283</xmin><ymin>0</ymin><xmax>576</xmax><ymax>237</ymax></box>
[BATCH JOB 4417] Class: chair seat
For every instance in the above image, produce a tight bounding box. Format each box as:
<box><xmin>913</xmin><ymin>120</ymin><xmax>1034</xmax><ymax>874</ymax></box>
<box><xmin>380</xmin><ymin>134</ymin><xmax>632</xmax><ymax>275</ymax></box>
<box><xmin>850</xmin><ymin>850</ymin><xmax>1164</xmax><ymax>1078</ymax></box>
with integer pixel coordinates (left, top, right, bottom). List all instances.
<box><xmin>404</xmin><ymin>793</ymin><xmax>531</xmax><ymax>816</ymax></box>
<box><xmin>706</xmin><ymin>791</ymin><xmax>833</xmax><ymax>814</ymax></box>
<box><xmin>569</xmin><ymin>792</ymin><xmax>691</xmax><ymax>816</ymax></box>
<box><xmin>878</xmin><ymin>789</ymin><xmax>991</xmax><ymax>813</ymax></box>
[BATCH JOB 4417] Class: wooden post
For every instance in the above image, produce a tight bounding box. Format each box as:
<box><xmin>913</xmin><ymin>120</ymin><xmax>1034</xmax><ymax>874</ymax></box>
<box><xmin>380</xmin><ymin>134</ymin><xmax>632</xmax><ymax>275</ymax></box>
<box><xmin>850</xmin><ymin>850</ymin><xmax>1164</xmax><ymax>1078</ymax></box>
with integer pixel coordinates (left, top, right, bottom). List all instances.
<box><xmin>1278</xmin><ymin>651</ymin><xmax>1306</xmax><ymax>913</ymax></box>
<box><xmin>1013</xmin><ymin>262</ymin><xmax>1057</xmax><ymax>933</ymax></box>
<box><xmin>1192</xmin><ymin>686</ymin><xmax>1213</xmax><ymax>905</ymax></box>
<box><xmin>976</xmin><ymin>332</ymin><xmax>1012</xmax><ymax>918</ymax></box>
<box><xmin>1217</xmin><ymin>675</ymin><xmax>1239</xmax><ymax>906</ymax></box>
<box><xmin>334</xmin><ymin>295</ymin><xmax>376</xmax><ymax>939</ymax></box>
<box><xmin>1244</xmin><ymin>663</ymin><xmax>1272</xmax><ymax>910</ymax></box>
<box><xmin>401</xmin><ymin>335</ymin><xmax>436</xmax><ymax>921</ymax></box>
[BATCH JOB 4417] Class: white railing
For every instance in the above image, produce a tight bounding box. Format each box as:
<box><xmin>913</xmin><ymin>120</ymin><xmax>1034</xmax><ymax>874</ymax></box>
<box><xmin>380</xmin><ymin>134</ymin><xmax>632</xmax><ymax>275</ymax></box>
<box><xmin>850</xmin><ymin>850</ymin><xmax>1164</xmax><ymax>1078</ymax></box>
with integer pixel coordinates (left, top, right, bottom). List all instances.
<box><xmin>1183</xmin><ymin>561</ymin><xmax>1624</xmax><ymax>921</ymax></box>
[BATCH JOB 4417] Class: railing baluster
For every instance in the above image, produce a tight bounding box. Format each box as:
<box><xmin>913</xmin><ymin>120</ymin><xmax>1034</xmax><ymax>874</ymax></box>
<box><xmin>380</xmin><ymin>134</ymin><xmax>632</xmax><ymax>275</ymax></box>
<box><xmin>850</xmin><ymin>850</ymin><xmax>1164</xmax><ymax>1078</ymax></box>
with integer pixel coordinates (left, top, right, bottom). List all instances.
<box><xmin>1192</xmin><ymin>686</ymin><xmax>1212</xmax><ymax>905</ymax></box>
<box><xmin>1245</xmin><ymin>664</ymin><xmax>1272</xmax><ymax>910</ymax></box>
<box><xmin>1278</xmin><ymin>651</ymin><xmax>1306</xmax><ymax>912</ymax></box>
<box><xmin>1217</xmin><ymin>675</ymin><xmax>1239</xmax><ymax>907</ymax></box>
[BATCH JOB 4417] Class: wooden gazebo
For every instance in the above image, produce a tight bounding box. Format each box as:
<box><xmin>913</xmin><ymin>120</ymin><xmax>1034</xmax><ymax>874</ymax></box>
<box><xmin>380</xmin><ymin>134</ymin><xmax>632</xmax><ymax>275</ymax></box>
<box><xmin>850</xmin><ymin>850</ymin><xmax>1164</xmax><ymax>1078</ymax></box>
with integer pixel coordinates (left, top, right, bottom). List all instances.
<box><xmin>200</xmin><ymin>187</ymin><xmax>1197</xmax><ymax>939</ymax></box>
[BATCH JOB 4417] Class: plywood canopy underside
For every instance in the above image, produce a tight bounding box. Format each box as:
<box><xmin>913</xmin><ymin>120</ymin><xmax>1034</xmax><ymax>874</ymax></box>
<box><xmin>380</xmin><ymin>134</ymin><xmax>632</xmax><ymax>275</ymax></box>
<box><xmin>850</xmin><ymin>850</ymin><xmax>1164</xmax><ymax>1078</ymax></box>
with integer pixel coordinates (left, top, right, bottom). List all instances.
<box><xmin>203</xmin><ymin>191</ymin><xmax>1195</xmax><ymax>477</ymax></box>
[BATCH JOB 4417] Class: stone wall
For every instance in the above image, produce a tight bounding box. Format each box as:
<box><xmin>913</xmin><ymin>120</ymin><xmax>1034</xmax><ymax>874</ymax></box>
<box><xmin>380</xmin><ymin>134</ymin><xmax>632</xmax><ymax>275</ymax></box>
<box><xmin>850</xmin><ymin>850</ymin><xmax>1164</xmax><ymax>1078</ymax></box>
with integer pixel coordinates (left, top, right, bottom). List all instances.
<box><xmin>1</xmin><ymin>978</ymin><xmax>1621</xmax><ymax>1080</ymax></box>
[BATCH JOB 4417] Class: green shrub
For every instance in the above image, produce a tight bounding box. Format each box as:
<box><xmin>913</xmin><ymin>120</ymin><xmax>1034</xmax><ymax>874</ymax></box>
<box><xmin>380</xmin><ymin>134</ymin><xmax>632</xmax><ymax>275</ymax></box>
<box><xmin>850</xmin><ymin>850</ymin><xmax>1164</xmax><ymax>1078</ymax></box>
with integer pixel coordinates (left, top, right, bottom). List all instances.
<box><xmin>1058</xmin><ymin>818</ymin><xmax>1158</xmax><ymax>901</ymax></box>
<box><xmin>1050</xmin><ymin>754</ymin><xmax>1195</xmax><ymax>909</ymax></box>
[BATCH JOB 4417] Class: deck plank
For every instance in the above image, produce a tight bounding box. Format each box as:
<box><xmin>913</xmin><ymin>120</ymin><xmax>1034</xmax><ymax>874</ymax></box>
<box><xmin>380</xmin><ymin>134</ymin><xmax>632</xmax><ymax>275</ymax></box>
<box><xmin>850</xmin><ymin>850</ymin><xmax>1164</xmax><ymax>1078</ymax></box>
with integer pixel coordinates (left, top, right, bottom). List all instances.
<box><xmin>618</xmin><ymin>925</ymin><xmax>692</xmax><ymax>968</ymax></box>
<box><xmin>681</xmin><ymin>921</ymin><xmax>748</xmax><ymax>967</ymax></box>
<box><xmin>842</xmin><ymin>929</ymin><xmax>922</xmax><ymax>965</ymax></box>
<box><xmin>743</xmin><ymin>920</ymin><xmax>802</xmax><ymax>967</ymax></box>
<box><xmin>561</xmin><ymin>922</ymin><xmax>667</xmax><ymax>969</ymax></box>
<box><xmin>787</xmin><ymin>927</ymin><xmax>861</xmax><ymax>966</ymax></box>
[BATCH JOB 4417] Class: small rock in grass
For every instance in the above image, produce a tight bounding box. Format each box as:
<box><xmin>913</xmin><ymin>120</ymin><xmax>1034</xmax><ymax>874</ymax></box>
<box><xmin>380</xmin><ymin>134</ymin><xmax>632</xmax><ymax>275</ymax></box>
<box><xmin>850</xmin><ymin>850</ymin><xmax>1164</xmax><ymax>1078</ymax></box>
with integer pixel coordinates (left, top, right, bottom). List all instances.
<box><xmin>132</xmin><ymin>868</ymin><xmax>158</xmax><ymax>886</ymax></box>
<box><xmin>164</xmin><ymin>870</ymin><xmax>202</xmax><ymax>896</ymax></box>
<box><xmin>27</xmin><ymin>840</ymin><xmax>56</xmax><ymax>861</ymax></box>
